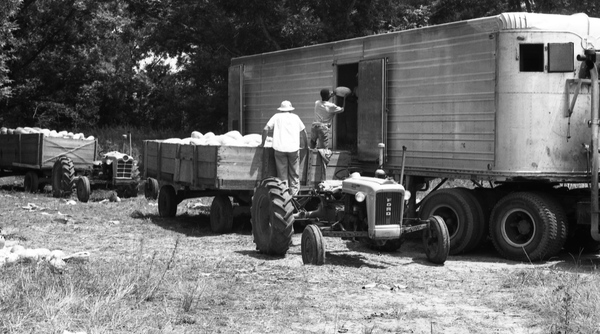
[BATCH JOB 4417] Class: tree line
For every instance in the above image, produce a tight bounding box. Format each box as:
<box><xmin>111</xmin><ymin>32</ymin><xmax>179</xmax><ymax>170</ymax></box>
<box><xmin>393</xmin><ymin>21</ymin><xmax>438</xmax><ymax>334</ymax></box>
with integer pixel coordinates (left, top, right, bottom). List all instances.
<box><xmin>0</xmin><ymin>0</ymin><xmax>597</xmax><ymax>134</ymax></box>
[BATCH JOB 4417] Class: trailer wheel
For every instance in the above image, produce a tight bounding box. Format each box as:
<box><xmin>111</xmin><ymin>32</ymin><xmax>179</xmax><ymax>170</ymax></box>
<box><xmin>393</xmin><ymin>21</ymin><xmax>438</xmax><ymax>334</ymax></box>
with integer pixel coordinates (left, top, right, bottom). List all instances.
<box><xmin>489</xmin><ymin>192</ymin><xmax>563</xmax><ymax>261</ymax></box>
<box><xmin>51</xmin><ymin>156</ymin><xmax>74</xmax><ymax>198</ymax></box>
<box><xmin>145</xmin><ymin>178</ymin><xmax>159</xmax><ymax>200</ymax></box>
<box><xmin>76</xmin><ymin>176</ymin><xmax>91</xmax><ymax>202</ymax></box>
<box><xmin>251</xmin><ymin>177</ymin><xmax>294</xmax><ymax>256</ymax></box>
<box><xmin>423</xmin><ymin>215</ymin><xmax>450</xmax><ymax>265</ymax></box>
<box><xmin>301</xmin><ymin>224</ymin><xmax>325</xmax><ymax>265</ymax></box>
<box><xmin>419</xmin><ymin>188</ymin><xmax>478</xmax><ymax>255</ymax></box>
<box><xmin>24</xmin><ymin>171</ymin><xmax>39</xmax><ymax>193</ymax></box>
<box><xmin>158</xmin><ymin>185</ymin><xmax>178</xmax><ymax>217</ymax></box>
<box><xmin>210</xmin><ymin>195</ymin><xmax>234</xmax><ymax>234</ymax></box>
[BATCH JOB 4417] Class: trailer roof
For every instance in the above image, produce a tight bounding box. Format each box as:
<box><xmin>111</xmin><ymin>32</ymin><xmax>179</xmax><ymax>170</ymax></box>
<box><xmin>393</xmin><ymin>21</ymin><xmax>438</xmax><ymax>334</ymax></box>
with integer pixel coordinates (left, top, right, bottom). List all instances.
<box><xmin>232</xmin><ymin>12</ymin><xmax>600</xmax><ymax>62</ymax></box>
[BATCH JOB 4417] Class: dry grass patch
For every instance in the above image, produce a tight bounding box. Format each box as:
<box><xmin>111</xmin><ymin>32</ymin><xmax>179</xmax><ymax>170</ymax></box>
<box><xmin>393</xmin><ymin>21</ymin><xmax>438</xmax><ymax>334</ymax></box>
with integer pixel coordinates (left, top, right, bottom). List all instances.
<box><xmin>1</xmin><ymin>188</ymin><xmax>600</xmax><ymax>333</ymax></box>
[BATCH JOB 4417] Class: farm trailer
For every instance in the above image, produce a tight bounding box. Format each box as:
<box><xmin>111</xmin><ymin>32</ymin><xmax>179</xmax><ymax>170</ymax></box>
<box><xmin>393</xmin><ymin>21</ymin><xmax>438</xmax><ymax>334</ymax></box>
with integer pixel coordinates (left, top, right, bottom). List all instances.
<box><xmin>227</xmin><ymin>12</ymin><xmax>600</xmax><ymax>261</ymax></box>
<box><xmin>0</xmin><ymin>133</ymin><xmax>96</xmax><ymax>196</ymax></box>
<box><xmin>0</xmin><ymin>133</ymin><xmax>140</xmax><ymax>201</ymax></box>
<box><xmin>143</xmin><ymin>140</ymin><xmax>351</xmax><ymax>233</ymax></box>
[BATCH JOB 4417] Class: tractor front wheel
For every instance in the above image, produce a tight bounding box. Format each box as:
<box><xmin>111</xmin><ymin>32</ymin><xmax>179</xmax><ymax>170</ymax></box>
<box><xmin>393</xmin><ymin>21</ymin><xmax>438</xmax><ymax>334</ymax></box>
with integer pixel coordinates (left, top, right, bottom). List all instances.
<box><xmin>301</xmin><ymin>224</ymin><xmax>325</xmax><ymax>265</ymax></box>
<box><xmin>423</xmin><ymin>215</ymin><xmax>450</xmax><ymax>265</ymax></box>
<box><xmin>76</xmin><ymin>176</ymin><xmax>91</xmax><ymax>202</ymax></box>
<box><xmin>251</xmin><ymin>177</ymin><xmax>294</xmax><ymax>256</ymax></box>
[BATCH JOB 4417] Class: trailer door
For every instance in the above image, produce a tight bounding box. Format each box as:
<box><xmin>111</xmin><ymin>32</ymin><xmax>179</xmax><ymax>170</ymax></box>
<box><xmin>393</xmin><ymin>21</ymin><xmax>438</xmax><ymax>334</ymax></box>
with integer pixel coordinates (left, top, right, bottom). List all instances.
<box><xmin>228</xmin><ymin>65</ymin><xmax>243</xmax><ymax>133</ymax></box>
<box><xmin>357</xmin><ymin>59</ymin><xmax>386</xmax><ymax>162</ymax></box>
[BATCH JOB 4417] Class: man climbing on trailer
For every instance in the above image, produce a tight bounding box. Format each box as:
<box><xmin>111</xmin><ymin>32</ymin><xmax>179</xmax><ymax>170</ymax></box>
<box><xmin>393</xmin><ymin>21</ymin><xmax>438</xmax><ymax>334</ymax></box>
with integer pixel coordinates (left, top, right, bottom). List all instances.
<box><xmin>260</xmin><ymin>100</ymin><xmax>308</xmax><ymax>196</ymax></box>
<box><xmin>310</xmin><ymin>88</ymin><xmax>345</xmax><ymax>150</ymax></box>
<box><xmin>310</xmin><ymin>88</ymin><xmax>348</xmax><ymax>180</ymax></box>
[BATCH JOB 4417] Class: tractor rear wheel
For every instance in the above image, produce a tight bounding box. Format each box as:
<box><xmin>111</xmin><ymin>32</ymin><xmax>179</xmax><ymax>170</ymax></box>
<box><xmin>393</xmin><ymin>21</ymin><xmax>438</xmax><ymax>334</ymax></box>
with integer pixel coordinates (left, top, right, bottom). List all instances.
<box><xmin>24</xmin><ymin>171</ymin><xmax>39</xmax><ymax>193</ymax></box>
<box><xmin>423</xmin><ymin>215</ymin><xmax>450</xmax><ymax>265</ymax></box>
<box><xmin>251</xmin><ymin>177</ymin><xmax>294</xmax><ymax>256</ymax></box>
<box><xmin>158</xmin><ymin>185</ymin><xmax>178</xmax><ymax>217</ymax></box>
<box><xmin>301</xmin><ymin>224</ymin><xmax>325</xmax><ymax>265</ymax></box>
<box><xmin>76</xmin><ymin>176</ymin><xmax>91</xmax><ymax>202</ymax></box>
<box><xmin>210</xmin><ymin>195</ymin><xmax>234</xmax><ymax>234</ymax></box>
<box><xmin>52</xmin><ymin>156</ymin><xmax>74</xmax><ymax>198</ymax></box>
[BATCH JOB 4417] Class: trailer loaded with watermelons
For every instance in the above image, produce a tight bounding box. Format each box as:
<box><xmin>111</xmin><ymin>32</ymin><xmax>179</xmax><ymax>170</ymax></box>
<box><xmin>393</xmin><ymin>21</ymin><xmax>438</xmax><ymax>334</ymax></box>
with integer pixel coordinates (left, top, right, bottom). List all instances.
<box><xmin>143</xmin><ymin>127</ymin><xmax>450</xmax><ymax>265</ymax></box>
<box><xmin>0</xmin><ymin>127</ymin><xmax>140</xmax><ymax>201</ymax></box>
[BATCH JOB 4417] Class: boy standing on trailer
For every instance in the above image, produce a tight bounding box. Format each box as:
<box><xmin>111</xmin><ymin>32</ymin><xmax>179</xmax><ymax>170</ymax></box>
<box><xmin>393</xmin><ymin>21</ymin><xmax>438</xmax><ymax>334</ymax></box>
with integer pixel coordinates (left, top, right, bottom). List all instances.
<box><xmin>310</xmin><ymin>88</ymin><xmax>345</xmax><ymax>149</ymax></box>
<box><xmin>260</xmin><ymin>100</ymin><xmax>308</xmax><ymax>196</ymax></box>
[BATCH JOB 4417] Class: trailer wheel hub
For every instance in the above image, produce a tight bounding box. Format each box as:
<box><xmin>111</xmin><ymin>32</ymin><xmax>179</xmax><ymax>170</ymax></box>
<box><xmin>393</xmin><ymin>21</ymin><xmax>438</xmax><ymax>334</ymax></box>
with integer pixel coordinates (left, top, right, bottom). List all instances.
<box><xmin>517</xmin><ymin>219</ymin><xmax>531</xmax><ymax>235</ymax></box>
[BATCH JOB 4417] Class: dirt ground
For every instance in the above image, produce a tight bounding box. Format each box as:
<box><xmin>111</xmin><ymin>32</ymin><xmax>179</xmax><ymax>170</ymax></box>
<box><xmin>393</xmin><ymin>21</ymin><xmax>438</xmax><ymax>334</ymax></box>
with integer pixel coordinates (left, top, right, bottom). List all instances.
<box><xmin>2</xmin><ymin>191</ymin><xmax>600</xmax><ymax>333</ymax></box>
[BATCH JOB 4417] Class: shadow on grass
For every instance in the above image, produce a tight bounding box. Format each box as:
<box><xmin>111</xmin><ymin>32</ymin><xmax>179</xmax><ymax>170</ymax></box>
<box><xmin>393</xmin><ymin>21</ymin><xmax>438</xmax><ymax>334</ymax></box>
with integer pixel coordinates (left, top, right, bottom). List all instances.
<box><xmin>323</xmin><ymin>250</ymin><xmax>388</xmax><ymax>269</ymax></box>
<box><xmin>143</xmin><ymin>211</ymin><xmax>252</xmax><ymax>238</ymax></box>
<box><xmin>0</xmin><ymin>184</ymin><xmax>24</xmax><ymax>192</ymax></box>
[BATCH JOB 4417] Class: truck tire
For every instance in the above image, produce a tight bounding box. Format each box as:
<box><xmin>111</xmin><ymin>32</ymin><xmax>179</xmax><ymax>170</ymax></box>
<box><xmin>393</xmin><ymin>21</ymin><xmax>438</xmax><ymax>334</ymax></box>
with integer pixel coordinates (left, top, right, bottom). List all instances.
<box><xmin>423</xmin><ymin>215</ymin><xmax>450</xmax><ymax>265</ymax></box>
<box><xmin>24</xmin><ymin>171</ymin><xmax>39</xmax><ymax>193</ymax></box>
<box><xmin>455</xmin><ymin>188</ymin><xmax>487</xmax><ymax>252</ymax></box>
<box><xmin>145</xmin><ymin>178</ymin><xmax>159</xmax><ymax>200</ymax></box>
<box><xmin>76</xmin><ymin>176</ymin><xmax>91</xmax><ymax>203</ymax></box>
<box><xmin>251</xmin><ymin>177</ymin><xmax>294</xmax><ymax>256</ymax></box>
<box><xmin>210</xmin><ymin>195</ymin><xmax>233</xmax><ymax>234</ymax></box>
<box><xmin>535</xmin><ymin>192</ymin><xmax>568</xmax><ymax>253</ymax></box>
<box><xmin>419</xmin><ymin>188</ymin><xmax>478</xmax><ymax>255</ymax></box>
<box><xmin>52</xmin><ymin>156</ymin><xmax>74</xmax><ymax>198</ymax></box>
<box><xmin>158</xmin><ymin>185</ymin><xmax>178</xmax><ymax>217</ymax></box>
<box><xmin>489</xmin><ymin>192</ymin><xmax>563</xmax><ymax>261</ymax></box>
<box><xmin>301</xmin><ymin>224</ymin><xmax>325</xmax><ymax>265</ymax></box>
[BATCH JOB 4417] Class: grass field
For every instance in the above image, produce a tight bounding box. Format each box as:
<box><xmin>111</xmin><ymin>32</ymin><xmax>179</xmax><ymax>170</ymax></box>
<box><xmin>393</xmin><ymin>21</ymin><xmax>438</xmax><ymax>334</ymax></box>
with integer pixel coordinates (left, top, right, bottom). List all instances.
<box><xmin>1</xmin><ymin>182</ymin><xmax>600</xmax><ymax>334</ymax></box>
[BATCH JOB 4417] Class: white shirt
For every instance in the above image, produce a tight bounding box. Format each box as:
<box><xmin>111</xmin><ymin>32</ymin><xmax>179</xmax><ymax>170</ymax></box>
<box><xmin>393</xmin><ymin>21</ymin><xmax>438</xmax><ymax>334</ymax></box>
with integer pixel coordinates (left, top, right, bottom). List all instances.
<box><xmin>314</xmin><ymin>100</ymin><xmax>343</xmax><ymax>123</ymax></box>
<box><xmin>265</xmin><ymin>112</ymin><xmax>305</xmax><ymax>152</ymax></box>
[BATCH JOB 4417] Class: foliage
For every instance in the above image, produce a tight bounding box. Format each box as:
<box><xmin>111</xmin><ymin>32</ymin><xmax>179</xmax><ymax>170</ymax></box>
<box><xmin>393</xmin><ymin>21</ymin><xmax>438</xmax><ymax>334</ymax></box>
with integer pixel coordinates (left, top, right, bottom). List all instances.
<box><xmin>0</xmin><ymin>0</ymin><xmax>598</xmax><ymax>134</ymax></box>
<box><xmin>0</xmin><ymin>0</ymin><xmax>21</xmax><ymax>100</ymax></box>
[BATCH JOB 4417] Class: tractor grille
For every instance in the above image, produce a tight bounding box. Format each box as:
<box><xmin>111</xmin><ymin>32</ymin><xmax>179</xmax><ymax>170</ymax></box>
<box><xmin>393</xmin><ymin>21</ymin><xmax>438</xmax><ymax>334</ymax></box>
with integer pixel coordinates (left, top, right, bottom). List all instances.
<box><xmin>116</xmin><ymin>159</ymin><xmax>134</xmax><ymax>179</ymax></box>
<box><xmin>375</xmin><ymin>192</ymin><xmax>403</xmax><ymax>225</ymax></box>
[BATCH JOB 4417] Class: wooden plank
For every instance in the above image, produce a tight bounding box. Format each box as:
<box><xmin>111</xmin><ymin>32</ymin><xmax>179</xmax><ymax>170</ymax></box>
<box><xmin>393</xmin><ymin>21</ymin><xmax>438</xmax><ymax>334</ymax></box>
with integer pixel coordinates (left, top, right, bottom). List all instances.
<box><xmin>196</xmin><ymin>146</ymin><xmax>217</xmax><ymax>184</ymax></box>
<box><xmin>144</xmin><ymin>141</ymin><xmax>160</xmax><ymax>177</ymax></box>
<box><xmin>215</xmin><ymin>146</ymin><xmax>277</xmax><ymax>189</ymax></box>
<box><xmin>41</xmin><ymin>137</ymin><xmax>96</xmax><ymax>169</ymax></box>
<box><xmin>0</xmin><ymin>134</ymin><xmax>96</xmax><ymax>170</ymax></box>
<box><xmin>159</xmin><ymin>143</ymin><xmax>178</xmax><ymax>174</ymax></box>
<box><xmin>307</xmin><ymin>150</ymin><xmax>352</xmax><ymax>184</ymax></box>
<box><xmin>0</xmin><ymin>135</ymin><xmax>21</xmax><ymax>168</ymax></box>
<box><xmin>20</xmin><ymin>134</ymin><xmax>43</xmax><ymax>166</ymax></box>
<box><xmin>176</xmin><ymin>145</ymin><xmax>195</xmax><ymax>184</ymax></box>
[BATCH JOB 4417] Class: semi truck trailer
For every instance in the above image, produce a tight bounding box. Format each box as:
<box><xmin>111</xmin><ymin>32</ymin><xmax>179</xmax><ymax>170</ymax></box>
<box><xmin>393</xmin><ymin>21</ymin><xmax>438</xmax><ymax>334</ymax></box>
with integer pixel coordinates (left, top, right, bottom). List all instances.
<box><xmin>227</xmin><ymin>12</ymin><xmax>600</xmax><ymax>261</ymax></box>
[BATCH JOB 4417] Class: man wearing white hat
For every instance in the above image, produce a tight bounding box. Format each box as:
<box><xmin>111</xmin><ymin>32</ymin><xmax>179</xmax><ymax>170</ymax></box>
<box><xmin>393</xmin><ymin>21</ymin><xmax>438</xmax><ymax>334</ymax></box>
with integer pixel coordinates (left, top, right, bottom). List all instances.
<box><xmin>260</xmin><ymin>100</ymin><xmax>308</xmax><ymax>195</ymax></box>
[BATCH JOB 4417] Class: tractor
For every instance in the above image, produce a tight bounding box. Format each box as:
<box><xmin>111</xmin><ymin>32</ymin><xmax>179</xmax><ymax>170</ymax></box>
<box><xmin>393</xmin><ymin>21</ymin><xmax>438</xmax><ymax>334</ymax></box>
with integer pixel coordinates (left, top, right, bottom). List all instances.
<box><xmin>250</xmin><ymin>144</ymin><xmax>450</xmax><ymax>265</ymax></box>
<box><xmin>53</xmin><ymin>149</ymin><xmax>140</xmax><ymax>202</ymax></box>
